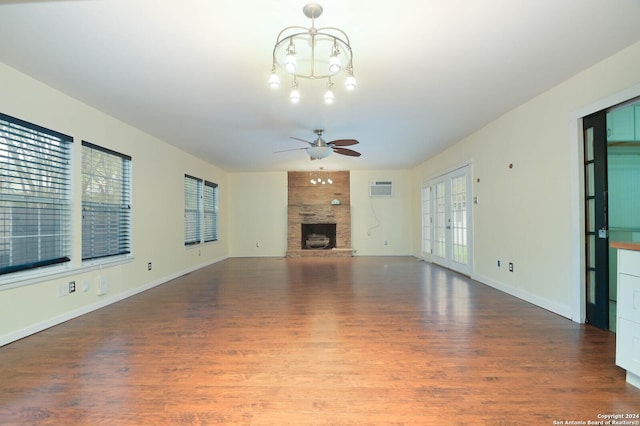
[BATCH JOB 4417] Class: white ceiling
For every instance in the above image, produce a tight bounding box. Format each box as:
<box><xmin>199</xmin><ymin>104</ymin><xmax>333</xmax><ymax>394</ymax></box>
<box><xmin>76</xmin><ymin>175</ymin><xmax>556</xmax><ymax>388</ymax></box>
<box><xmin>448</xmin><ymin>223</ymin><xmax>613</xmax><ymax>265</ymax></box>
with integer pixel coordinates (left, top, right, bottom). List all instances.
<box><xmin>1</xmin><ymin>0</ymin><xmax>640</xmax><ymax>172</ymax></box>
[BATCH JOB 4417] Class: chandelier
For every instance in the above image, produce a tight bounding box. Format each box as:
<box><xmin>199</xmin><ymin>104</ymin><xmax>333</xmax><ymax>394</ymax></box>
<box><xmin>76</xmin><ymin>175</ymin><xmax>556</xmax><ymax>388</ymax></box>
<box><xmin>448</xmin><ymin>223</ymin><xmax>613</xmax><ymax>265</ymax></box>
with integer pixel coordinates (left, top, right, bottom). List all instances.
<box><xmin>309</xmin><ymin>168</ymin><xmax>333</xmax><ymax>185</ymax></box>
<box><xmin>269</xmin><ymin>3</ymin><xmax>356</xmax><ymax>104</ymax></box>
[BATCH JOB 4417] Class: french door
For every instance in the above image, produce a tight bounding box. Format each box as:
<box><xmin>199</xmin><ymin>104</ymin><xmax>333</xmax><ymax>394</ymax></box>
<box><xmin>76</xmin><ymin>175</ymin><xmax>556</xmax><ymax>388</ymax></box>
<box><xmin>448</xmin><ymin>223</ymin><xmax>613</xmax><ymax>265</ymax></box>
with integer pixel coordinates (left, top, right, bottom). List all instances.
<box><xmin>583</xmin><ymin>111</ymin><xmax>609</xmax><ymax>330</ymax></box>
<box><xmin>422</xmin><ymin>165</ymin><xmax>472</xmax><ymax>276</ymax></box>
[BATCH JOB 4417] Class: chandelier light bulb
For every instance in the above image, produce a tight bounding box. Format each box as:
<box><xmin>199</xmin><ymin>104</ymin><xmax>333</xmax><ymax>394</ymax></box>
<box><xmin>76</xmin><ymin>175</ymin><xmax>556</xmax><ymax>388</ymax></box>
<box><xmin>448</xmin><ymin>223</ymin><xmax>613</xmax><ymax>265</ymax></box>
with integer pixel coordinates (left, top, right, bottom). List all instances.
<box><xmin>284</xmin><ymin>53</ymin><xmax>296</xmax><ymax>72</ymax></box>
<box><xmin>290</xmin><ymin>88</ymin><xmax>301</xmax><ymax>103</ymax></box>
<box><xmin>289</xmin><ymin>78</ymin><xmax>300</xmax><ymax>103</ymax></box>
<box><xmin>324</xmin><ymin>78</ymin><xmax>335</xmax><ymax>104</ymax></box>
<box><xmin>324</xmin><ymin>88</ymin><xmax>335</xmax><ymax>104</ymax></box>
<box><xmin>329</xmin><ymin>40</ymin><xmax>342</xmax><ymax>73</ymax></box>
<box><xmin>345</xmin><ymin>74</ymin><xmax>357</xmax><ymax>91</ymax></box>
<box><xmin>284</xmin><ymin>41</ymin><xmax>297</xmax><ymax>72</ymax></box>
<box><xmin>269</xmin><ymin>72</ymin><xmax>280</xmax><ymax>88</ymax></box>
<box><xmin>329</xmin><ymin>53</ymin><xmax>341</xmax><ymax>73</ymax></box>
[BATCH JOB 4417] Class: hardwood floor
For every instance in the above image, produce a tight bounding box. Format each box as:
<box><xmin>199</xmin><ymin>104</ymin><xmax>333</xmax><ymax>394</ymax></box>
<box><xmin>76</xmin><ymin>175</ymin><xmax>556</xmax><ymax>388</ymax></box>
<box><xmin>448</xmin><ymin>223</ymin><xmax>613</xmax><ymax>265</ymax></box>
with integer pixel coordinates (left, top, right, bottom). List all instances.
<box><xmin>0</xmin><ymin>257</ymin><xmax>638</xmax><ymax>425</ymax></box>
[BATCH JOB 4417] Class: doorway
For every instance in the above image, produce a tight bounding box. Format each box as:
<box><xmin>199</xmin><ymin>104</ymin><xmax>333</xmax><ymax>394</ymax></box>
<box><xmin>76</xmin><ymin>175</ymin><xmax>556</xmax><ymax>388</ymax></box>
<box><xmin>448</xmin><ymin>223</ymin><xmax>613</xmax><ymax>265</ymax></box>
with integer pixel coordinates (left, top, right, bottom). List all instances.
<box><xmin>582</xmin><ymin>98</ymin><xmax>640</xmax><ymax>331</ymax></box>
<box><xmin>421</xmin><ymin>164</ymin><xmax>472</xmax><ymax>276</ymax></box>
<box><xmin>606</xmin><ymin>99</ymin><xmax>640</xmax><ymax>332</ymax></box>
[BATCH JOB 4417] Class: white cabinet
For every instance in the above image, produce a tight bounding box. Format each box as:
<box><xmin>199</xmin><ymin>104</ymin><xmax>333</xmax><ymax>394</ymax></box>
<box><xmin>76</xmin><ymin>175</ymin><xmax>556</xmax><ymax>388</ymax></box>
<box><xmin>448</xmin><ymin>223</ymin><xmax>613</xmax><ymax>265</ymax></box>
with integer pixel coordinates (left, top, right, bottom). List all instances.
<box><xmin>616</xmin><ymin>248</ymin><xmax>640</xmax><ymax>389</ymax></box>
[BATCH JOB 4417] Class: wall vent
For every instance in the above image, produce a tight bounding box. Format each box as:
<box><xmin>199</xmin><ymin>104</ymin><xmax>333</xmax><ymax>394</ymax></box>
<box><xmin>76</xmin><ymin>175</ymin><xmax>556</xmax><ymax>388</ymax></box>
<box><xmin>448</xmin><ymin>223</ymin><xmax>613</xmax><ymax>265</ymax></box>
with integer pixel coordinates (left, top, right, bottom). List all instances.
<box><xmin>369</xmin><ymin>180</ymin><xmax>393</xmax><ymax>197</ymax></box>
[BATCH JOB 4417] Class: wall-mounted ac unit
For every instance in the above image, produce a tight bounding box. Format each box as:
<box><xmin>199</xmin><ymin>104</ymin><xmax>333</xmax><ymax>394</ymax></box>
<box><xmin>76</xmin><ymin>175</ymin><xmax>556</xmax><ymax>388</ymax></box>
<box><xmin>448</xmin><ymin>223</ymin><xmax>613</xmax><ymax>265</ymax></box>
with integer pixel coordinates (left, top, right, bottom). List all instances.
<box><xmin>369</xmin><ymin>180</ymin><xmax>393</xmax><ymax>197</ymax></box>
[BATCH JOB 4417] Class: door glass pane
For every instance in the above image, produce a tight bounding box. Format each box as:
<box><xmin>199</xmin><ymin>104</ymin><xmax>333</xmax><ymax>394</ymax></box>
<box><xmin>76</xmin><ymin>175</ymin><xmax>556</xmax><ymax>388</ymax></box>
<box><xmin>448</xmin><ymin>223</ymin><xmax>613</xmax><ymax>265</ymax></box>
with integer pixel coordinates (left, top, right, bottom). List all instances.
<box><xmin>433</xmin><ymin>182</ymin><xmax>446</xmax><ymax>258</ymax></box>
<box><xmin>587</xmin><ymin>234</ymin><xmax>595</xmax><ymax>267</ymax></box>
<box><xmin>422</xmin><ymin>185</ymin><xmax>432</xmax><ymax>255</ymax></box>
<box><xmin>585</xmin><ymin>127</ymin><xmax>594</xmax><ymax>162</ymax></box>
<box><xmin>451</xmin><ymin>175</ymin><xmax>468</xmax><ymax>265</ymax></box>
<box><xmin>586</xmin><ymin>163</ymin><xmax>595</xmax><ymax>196</ymax></box>
<box><xmin>587</xmin><ymin>269</ymin><xmax>596</xmax><ymax>304</ymax></box>
<box><xmin>587</xmin><ymin>198</ymin><xmax>595</xmax><ymax>232</ymax></box>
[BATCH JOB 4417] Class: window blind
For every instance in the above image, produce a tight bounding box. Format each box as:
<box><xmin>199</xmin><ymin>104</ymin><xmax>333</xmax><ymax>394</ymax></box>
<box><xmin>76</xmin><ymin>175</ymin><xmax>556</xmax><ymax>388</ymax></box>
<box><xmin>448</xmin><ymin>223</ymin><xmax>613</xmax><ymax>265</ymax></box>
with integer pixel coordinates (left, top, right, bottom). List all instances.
<box><xmin>184</xmin><ymin>174</ymin><xmax>201</xmax><ymax>245</ymax></box>
<box><xmin>0</xmin><ymin>113</ymin><xmax>72</xmax><ymax>275</ymax></box>
<box><xmin>203</xmin><ymin>180</ymin><xmax>218</xmax><ymax>242</ymax></box>
<box><xmin>81</xmin><ymin>141</ymin><xmax>131</xmax><ymax>260</ymax></box>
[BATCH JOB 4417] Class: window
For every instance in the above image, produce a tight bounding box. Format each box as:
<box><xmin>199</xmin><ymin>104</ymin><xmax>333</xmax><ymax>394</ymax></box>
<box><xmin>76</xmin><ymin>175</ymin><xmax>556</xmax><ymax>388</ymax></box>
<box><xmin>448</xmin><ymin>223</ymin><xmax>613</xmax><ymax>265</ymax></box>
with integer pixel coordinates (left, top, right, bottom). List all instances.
<box><xmin>0</xmin><ymin>113</ymin><xmax>72</xmax><ymax>276</ymax></box>
<box><xmin>184</xmin><ymin>175</ymin><xmax>218</xmax><ymax>245</ymax></box>
<box><xmin>203</xmin><ymin>181</ymin><xmax>219</xmax><ymax>242</ymax></box>
<box><xmin>184</xmin><ymin>175</ymin><xmax>201</xmax><ymax>245</ymax></box>
<box><xmin>81</xmin><ymin>141</ymin><xmax>131</xmax><ymax>260</ymax></box>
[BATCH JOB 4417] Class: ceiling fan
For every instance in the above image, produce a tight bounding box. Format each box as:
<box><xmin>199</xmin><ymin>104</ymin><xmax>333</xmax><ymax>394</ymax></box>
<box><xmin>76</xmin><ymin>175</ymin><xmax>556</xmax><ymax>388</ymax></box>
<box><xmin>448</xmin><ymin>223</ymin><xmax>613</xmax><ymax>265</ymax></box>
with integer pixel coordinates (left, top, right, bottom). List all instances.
<box><xmin>275</xmin><ymin>129</ymin><xmax>361</xmax><ymax>160</ymax></box>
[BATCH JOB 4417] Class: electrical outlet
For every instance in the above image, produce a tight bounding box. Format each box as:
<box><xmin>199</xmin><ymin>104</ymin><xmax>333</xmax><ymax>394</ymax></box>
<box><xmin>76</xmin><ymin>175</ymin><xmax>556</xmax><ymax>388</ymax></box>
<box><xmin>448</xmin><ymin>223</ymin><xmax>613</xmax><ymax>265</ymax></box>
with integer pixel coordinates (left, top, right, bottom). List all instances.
<box><xmin>497</xmin><ymin>260</ymin><xmax>501</xmax><ymax>267</ymax></box>
<box><xmin>508</xmin><ymin>262</ymin><xmax>514</xmax><ymax>272</ymax></box>
<box><xmin>68</xmin><ymin>281</ymin><xmax>76</xmax><ymax>293</ymax></box>
<box><xmin>148</xmin><ymin>262</ymin><xmax>152</xmax><ymax>271</ymax></box>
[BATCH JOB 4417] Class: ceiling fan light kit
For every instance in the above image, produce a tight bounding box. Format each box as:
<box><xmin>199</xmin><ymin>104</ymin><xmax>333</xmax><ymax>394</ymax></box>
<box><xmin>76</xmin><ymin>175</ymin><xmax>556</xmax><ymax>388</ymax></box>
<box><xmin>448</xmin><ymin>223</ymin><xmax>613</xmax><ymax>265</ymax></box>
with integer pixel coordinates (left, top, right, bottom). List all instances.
<box><xmin>274</xmin><ymin>129</ymin><xmax>361</xmax><ymax>160</ymax></box>
<box><xmin>307</xmin><ymin>146</ymin><xmax>333</xmax><ymax>160</ymax></box>
<box><xmin>270</xmin><ymin>3</ymin><xmax>356</xmax><ymax>104</ymax></box>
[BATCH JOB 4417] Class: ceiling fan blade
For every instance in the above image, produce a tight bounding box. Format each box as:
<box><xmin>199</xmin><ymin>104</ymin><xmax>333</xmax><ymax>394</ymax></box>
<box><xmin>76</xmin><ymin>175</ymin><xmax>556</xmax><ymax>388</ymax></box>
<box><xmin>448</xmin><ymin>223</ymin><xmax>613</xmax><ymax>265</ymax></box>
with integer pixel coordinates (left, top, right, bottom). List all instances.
<box><xmin>274</xmin><ymin>147</ymin><xmax>308</xmax><ymax>153</ymax></box>
<box><xmin>333</xmin><ymin>147</ymin><xmax>361</xmax><ymax>157</ymax></box>
<box><xmin>328</xmin><ymin>139</ymin><xmax>359</xmax><ymax>146</ymax></box>
<box><xmin>290</xmin><ymin>136</ymin><xmax>314</xmax><ymax>145</ymax></box>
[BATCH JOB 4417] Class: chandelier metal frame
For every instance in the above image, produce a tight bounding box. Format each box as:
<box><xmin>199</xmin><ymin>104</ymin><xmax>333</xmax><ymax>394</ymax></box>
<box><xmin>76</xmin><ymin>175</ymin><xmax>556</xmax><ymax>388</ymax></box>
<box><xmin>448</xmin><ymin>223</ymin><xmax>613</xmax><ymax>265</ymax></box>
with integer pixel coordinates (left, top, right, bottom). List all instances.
<box><xmin>269</xmin><ymin>3</ymin><xmax>356</xmax><ymax>104</ymax></box>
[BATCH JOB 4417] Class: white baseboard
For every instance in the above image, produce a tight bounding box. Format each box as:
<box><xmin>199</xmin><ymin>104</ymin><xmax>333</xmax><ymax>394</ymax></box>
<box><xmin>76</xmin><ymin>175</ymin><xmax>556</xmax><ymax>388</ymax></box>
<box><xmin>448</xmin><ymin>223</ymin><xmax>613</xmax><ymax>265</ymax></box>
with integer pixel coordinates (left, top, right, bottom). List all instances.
<box><xmin>472</xmin><ymin>272</ymin><xmax>573</xmax><ymax>320</ymax></box>
<box><xmin>0</xmin><ymin>256</ymin><xmax>227</xmax><ymax>347</ymax></box>
<box><xmin>1</xmin><ymin>256</ymin><xmax>575</xmax><ymax>347</ymax></box>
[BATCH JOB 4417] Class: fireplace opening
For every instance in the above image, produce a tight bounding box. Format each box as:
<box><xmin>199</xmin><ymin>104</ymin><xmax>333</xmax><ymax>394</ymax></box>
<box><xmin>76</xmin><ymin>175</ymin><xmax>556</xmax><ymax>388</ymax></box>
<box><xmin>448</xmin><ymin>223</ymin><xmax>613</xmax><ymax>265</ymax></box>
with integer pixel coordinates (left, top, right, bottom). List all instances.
<box><xmin>301</xmin><ymin>223</ymin><xmax>336</xmax><ymax>250</ymax></box>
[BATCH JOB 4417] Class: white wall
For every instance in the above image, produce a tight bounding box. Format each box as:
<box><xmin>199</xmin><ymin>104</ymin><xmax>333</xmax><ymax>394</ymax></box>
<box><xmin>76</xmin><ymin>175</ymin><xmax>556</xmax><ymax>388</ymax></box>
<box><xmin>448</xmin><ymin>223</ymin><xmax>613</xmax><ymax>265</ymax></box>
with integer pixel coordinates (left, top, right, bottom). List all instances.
<box><xmin>228</xmin><ymin>172</ymin><xmax>288</xmax><ymax>257</ymax></box>
<box><xmin>227</xmin><ymin>169</ymin><xmax>412</xmax><ymax>257</ymax></box>
<box><xmin>411</xmin><ymin>41</ymin><xmax>640</xmax><ymax>321</ymax></box>
<box><xmin>351</xmin><ymin>170</ymin><xmax>412</xmax><ymax>256</ymax></box>
<box><xmin>0</xmin><ymin>63</ymin><xmax>229</xmax><ymax>345</ymax></box>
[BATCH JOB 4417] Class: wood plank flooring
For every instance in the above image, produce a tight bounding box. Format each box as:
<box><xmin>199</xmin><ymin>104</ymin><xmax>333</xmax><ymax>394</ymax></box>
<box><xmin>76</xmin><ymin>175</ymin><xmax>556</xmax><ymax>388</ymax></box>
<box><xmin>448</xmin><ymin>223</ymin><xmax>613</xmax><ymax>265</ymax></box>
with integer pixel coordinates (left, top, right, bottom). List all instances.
<box><xmin>1</xmin><ymin>257</ymin><xmax>639</xmax><ymax>425</ymax></box>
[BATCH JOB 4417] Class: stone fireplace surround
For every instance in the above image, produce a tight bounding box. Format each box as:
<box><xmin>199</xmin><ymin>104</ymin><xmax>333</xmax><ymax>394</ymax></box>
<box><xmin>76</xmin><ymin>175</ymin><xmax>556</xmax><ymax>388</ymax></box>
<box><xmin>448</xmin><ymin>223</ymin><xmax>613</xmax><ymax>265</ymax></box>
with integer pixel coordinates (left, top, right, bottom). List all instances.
<box><xmin>286</xmin><ymin>171</ymin><xmax>352</xmax><ymax>258</ymax></box>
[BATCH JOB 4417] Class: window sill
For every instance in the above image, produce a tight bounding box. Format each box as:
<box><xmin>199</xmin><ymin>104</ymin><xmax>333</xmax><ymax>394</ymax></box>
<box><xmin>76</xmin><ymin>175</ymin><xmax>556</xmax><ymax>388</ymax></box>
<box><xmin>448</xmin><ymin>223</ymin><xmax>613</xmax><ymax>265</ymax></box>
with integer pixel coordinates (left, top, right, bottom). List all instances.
<box><xmin>0</xmin><ymin>255</ymin><xmax>133</xmax><ymax>291</ymax></box>
<box><xmin>185</xmin><ymin>239</ymin><xmax>219</xmax><ymax>249</ymax></box>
